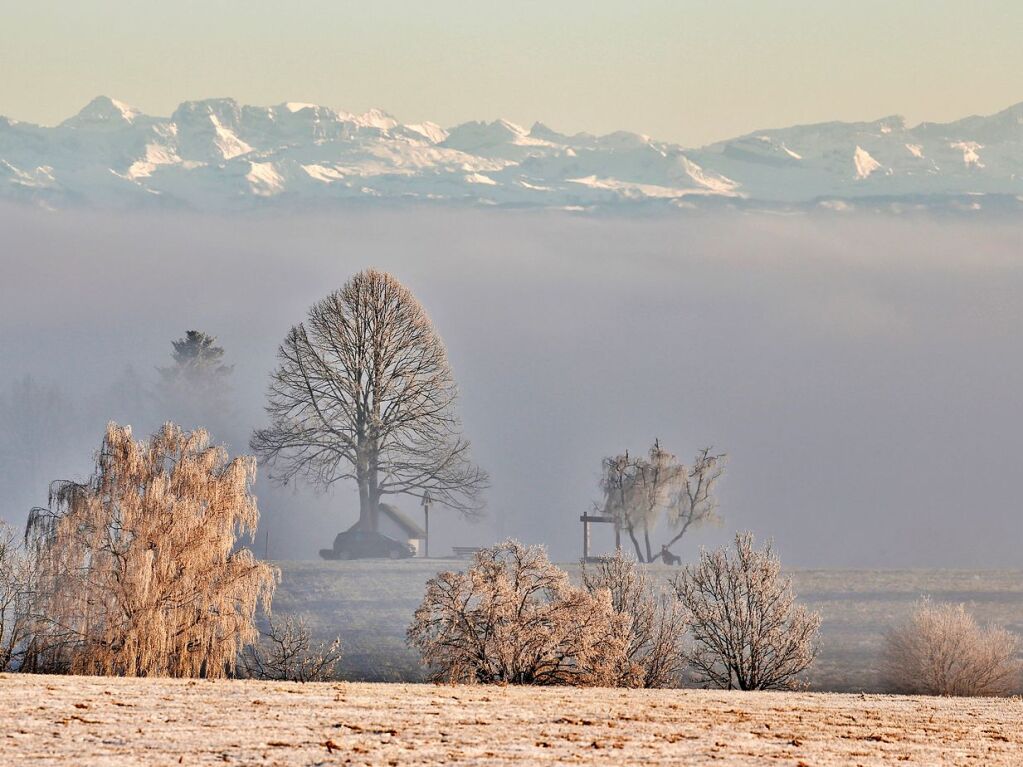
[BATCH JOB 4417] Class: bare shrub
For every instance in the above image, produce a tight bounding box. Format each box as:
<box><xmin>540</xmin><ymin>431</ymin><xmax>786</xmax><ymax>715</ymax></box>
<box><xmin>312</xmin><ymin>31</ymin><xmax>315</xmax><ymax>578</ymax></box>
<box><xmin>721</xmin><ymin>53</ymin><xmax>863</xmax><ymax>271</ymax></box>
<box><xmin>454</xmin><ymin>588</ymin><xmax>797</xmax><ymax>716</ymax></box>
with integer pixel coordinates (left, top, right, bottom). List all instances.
<box><xmin>673</xmin><ymin>532</ymin><xmax>820</xmax><ymax>690</ymax></box>
<box><xmin>23</xmin><ymin>422</ymin><xmax>278</xmax><ymax>677</ymax></box>
<box><xmin>882</xmin><ymin>599</ymin><xmax>1020</xmax><ymax>696</ymax></box>
<box><xmin>582</xmin><ymin>551</ymin><xmax>687</xmax><ymax>687</ymax></box>
<box><xmin>0</xmin><ymin>520</ymin><xmax>32</xmax><ymax>670</ymax></box>
<box><xmin>407</xmin><ymin>540</ymin><xmax>628</xmax><ymax>685</ymax></box>
<box><xmin>244</xmin><ymin>615</ymin><xmax>343</xmax><ymax>682</ymax></box>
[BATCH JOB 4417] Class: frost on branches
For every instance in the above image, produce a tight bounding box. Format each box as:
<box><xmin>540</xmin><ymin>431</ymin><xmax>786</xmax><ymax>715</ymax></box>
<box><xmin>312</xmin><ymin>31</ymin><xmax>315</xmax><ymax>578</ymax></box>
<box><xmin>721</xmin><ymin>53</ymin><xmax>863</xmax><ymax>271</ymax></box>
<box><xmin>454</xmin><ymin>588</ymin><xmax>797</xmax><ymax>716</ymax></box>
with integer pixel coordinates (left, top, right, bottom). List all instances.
<box><xmin>244</xmin><ymin>615</ymin><xmax>343</xmax><ymax>683</ymax></box>
<box><xmin>407</xmin><ymin>540</ymin><xmax>629</xmax><ymax>685</ymax></box>
<box><xmin>883</xmin><ymin>599</ymin><xmax>1021</xmax><ymax>696</ymax></box>
<box><xmin>22</xmin><ymin>423</ymin><xmax>278</xmax><ymax>677</ymax></box>
<box><xmin>599</xmin><ymin>441</ymin><xmax>724</xmax><ymax>563</ymax></box>
<box><xmin>251</xmin><ymin>268</ymin><xmax>488</xmax><ymax>533</ymax></box>
<box><xmin>582</xmin><ymin>550</ymin><xmax>688</xmax><ymax>687</ymax></box>
<box><xmin>0</xmin><ymin>519</ymin><xmax>31</xmax><ymax>670</ymax></box>
<box><xmin>673</xmin><ymin>533</ymin><xmax>820</xmax><ymax>690</ymax></box>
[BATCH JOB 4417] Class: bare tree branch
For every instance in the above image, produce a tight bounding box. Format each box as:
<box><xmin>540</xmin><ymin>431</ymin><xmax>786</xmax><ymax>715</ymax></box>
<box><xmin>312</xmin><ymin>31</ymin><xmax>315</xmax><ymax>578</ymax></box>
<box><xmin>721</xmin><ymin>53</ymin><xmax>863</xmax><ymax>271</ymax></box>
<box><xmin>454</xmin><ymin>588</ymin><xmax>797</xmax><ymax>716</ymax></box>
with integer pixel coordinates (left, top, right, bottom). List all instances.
<box><xmin>597</xmin><ymin>442</ymin><xmax>725</xmax><ymax>562</ymax></box>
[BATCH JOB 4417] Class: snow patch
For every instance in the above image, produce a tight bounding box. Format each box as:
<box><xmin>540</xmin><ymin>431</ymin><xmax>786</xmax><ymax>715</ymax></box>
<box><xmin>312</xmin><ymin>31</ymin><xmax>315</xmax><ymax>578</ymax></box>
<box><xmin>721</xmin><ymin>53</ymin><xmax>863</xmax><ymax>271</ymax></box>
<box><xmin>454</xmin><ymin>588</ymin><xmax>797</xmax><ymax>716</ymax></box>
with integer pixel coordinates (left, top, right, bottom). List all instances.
<box><xmin>302</xmin><ymin>164</ymin><xmax>345</xmax><ymax>183</ymax></box>
<box><xmin>951</xmin><ymin>141</ymin><xmax>984</xmax><ymax>168</ymax></box>
<box><xmin>853</xmin><ymin>146</ymin><xmax>882</xmax><ymax>179</ymax></box>
<box><xmin>126</xmin><ymin>143</ymin><xmax>182</xmax><ymax>179</ymax></box>
<box><xmin>352</xmin><ymin>109</ymin><xmax>399</xmax><ymax>132</ymax></box>
<box><xmin>404</xmin><ymin>122</ymin><xmax>448</xmax><ymax>143</ymax></box>
<box><xmin>1</xmin><ymin>160</ymin><xmax>56</xmax><ymax>188</ymax></box>
<box><xmin>209</xmin><ymin>115</ymin><xmax>253</xmax><ymax>160</ymax></box>
<box><xmin>677</xmin><ymin>156</ymin><xmax>739</xmax><ymax>195</ymax></box>
<box><xmin>246</xmin><ymin>162</ymin><xmax>284</xmax><ymax>196</ymax></box>
<box><xmin>568</xmin><ymin>175</ymin><xmax>728</xmax><ymax>199</ymax></box>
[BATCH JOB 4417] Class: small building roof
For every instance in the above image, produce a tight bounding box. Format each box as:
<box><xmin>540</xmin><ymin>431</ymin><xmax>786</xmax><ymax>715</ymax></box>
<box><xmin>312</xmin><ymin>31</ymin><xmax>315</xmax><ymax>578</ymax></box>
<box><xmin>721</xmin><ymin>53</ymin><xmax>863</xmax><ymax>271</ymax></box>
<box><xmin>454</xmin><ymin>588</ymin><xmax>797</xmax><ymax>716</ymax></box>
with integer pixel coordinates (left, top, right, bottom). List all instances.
<box><xmin>379</xmin><ymin>502</ymin><xmax>426</xmax><ymax>539</ymax></box>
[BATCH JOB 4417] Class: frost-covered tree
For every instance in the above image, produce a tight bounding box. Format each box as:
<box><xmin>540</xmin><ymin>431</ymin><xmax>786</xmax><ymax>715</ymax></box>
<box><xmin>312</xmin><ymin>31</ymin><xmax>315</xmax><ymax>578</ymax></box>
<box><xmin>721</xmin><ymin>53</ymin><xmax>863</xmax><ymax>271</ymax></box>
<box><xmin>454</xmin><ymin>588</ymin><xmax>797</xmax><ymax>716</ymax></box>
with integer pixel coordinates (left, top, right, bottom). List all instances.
<box><xmin>582</xmin><ymin>550</ymin><xmax>687</xmax><ymax>687</ymax></box>
<box><xmin>251</xmin><ymin>269</ymin><xmax>487</xmax><ymax>532</ymax></box>
<box><xmin>408</xmin><ymin>540</ymin><xmax>628</xmax><ymax>685</ymax></box>
<box><xmin>883</xmin><ymin>600</ymin><xmax>1020</xmax><ymax>696</ymax></box>
<box><xmin>0</xmin><ymin>520</ymin><xmax>31</xmax><ymax>671</ymax></box>
<box><xmin>673</xmin><ymin>533</ymin><xmax>820</xmax><ymax>690</ymax></box>
<box><xmin>243</xmin><ymin>615</ymin><xmax>343</xmax><ymax>683</ymax></box>
<box><xmin>23</xmin><ymin>422</ymin><xmax>277</xmax><ymax>677</ymax></box>
<box><xmin>599</xmin><ymin>441</ymin><xmax>724</xmax><ymax>562</ymax></box>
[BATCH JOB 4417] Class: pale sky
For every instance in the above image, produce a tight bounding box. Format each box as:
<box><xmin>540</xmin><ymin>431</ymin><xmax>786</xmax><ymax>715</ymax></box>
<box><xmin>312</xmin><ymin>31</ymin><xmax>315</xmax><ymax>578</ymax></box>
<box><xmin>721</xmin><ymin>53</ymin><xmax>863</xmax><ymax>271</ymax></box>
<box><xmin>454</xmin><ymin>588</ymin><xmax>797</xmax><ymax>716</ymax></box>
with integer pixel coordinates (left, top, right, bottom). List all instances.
<box><xmin>2</xmin><ymin>0</ymin><xmax>1021</xmax><ymax>146</ymax></box>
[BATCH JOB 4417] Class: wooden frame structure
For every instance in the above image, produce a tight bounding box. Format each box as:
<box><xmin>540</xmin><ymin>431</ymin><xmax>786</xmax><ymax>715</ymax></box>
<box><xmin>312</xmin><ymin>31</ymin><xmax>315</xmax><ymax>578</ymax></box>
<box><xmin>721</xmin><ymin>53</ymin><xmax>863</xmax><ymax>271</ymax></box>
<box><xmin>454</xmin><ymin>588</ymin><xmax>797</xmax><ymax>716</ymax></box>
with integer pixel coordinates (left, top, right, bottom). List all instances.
<box><xmin>579</xmin><ymin>513</ymin><xmax>621</xmax><ymax>562</ymax></box>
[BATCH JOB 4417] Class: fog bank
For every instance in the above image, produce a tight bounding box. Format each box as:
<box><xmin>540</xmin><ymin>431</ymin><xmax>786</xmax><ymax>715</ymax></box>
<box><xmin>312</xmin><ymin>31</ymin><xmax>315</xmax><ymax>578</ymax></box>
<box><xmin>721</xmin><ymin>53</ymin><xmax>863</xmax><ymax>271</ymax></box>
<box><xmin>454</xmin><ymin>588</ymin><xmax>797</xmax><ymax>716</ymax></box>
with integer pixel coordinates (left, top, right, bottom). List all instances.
<box><xmin>2</xmin><ymin>205</ymin><xmax>1022</xmax><ymax>567</ymax></box>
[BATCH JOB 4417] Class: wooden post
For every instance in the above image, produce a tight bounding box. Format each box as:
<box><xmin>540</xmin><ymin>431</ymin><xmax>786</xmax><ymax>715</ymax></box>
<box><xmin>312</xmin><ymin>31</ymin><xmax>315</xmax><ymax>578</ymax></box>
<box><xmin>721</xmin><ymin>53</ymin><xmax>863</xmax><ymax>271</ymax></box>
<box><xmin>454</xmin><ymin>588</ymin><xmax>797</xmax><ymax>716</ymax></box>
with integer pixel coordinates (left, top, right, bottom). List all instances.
<box><xmin>580</xmin><ymin>514</ymin><xmax>616</xmax><ymax>561</ymax></box>
<box><xmin>421</xmin><ymin>491</ymin><xmax>432</xmax><ymax>559</ymax></box>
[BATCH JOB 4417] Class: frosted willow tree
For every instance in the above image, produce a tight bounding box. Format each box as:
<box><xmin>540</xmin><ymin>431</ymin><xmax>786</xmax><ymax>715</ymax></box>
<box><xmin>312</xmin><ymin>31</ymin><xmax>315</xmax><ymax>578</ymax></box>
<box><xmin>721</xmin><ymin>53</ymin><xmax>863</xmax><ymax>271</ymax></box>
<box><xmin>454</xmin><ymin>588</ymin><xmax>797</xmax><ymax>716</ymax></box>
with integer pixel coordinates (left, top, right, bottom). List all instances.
<box><xmin>23</xmin><ymin>423</ymin><xmax>277</xmax><ymax>677</ymax></box>
<box><xmin>599</xmin><ymin>441</ymin><xmax>724</xmax><ymax>563</ymax></box>
<box><xmin>251</xmin><ymin>269</ymin><xmax>488</xmax><ymax>531</ymax></box>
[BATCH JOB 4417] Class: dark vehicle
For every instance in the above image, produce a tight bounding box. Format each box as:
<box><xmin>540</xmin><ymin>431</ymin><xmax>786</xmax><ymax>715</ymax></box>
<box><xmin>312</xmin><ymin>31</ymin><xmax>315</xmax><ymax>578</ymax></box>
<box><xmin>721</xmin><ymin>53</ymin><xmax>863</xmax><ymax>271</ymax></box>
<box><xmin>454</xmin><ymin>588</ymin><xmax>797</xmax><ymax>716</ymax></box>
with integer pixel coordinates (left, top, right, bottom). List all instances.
<box><xmin>319</xmin><ymin>529</ymin><xmax>415</xmax><ymax>560</ymax></box>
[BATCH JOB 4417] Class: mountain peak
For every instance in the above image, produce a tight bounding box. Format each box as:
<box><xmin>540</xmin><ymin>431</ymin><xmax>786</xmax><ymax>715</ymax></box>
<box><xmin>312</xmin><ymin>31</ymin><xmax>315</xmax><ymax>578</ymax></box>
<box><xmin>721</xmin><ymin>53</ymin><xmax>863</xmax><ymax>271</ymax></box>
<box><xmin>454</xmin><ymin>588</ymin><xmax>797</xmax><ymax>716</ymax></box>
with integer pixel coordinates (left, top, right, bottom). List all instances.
<box><xmin>62</xmin><ymin>96</ymin><xmax>140</xmax><ymax>127</ymax></box>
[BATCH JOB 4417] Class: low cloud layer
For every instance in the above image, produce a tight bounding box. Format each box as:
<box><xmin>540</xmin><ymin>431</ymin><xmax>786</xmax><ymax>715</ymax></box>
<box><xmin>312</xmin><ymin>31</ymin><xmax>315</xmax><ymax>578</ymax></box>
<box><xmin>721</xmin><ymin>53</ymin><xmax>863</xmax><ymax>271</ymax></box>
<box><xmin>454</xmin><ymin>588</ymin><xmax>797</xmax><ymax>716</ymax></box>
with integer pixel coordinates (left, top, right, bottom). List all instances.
<box><xmin>3</xmin><ymin>206</ymin><xmax>1022</xmax><ymax>567</ymax></box>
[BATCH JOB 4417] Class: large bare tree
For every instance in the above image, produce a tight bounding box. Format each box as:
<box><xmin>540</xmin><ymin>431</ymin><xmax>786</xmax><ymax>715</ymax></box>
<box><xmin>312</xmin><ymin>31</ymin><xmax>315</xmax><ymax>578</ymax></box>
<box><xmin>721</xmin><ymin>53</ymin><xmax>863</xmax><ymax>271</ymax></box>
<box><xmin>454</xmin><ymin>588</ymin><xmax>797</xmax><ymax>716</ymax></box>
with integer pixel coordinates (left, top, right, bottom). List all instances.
<box><xmin>251</xmin><ymin>269</ymin><xmax>487</xmax><ymax>531</ymax></box>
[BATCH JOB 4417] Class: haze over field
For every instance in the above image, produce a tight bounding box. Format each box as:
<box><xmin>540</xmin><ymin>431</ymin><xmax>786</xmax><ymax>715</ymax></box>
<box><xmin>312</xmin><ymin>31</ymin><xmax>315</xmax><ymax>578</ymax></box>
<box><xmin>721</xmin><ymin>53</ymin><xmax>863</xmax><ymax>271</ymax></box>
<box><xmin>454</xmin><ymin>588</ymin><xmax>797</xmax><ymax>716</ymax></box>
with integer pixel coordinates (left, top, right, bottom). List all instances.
<box><xmin>2</xmin><ymin>205</ymin><xmax>1021</xmax><ymax>567</ymax></box>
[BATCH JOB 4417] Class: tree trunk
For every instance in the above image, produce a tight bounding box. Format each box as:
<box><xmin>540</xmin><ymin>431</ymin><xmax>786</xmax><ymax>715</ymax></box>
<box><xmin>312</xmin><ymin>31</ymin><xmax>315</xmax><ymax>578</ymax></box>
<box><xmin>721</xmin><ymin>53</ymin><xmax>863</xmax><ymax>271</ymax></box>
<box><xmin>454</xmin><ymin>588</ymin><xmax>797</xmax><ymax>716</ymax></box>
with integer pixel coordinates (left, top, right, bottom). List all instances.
<box><xmin>626</xmin><ymin>525</ymin><xmax>646</xmax><ymax>562</ymax></box>
<box><xmin>356</xmin><ymin>468</ymin><xmax>375</xmax><ymax>532</ymax></box>
<box><xmin>367</xmin><ymin>439</ymin><xmax>381</xmax><ymax>532</ymax></box>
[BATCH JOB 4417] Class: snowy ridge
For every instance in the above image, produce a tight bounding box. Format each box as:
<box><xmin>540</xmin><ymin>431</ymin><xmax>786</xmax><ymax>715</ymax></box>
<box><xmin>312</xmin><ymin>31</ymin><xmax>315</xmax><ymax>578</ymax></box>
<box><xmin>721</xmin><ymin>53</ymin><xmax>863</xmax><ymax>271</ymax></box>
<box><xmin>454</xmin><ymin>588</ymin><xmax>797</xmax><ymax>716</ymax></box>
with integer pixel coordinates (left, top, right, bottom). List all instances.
<box><xmin>2</xmin><ymin>96</ymin><xmax>1023</xmax><ymax>211</ymax></box>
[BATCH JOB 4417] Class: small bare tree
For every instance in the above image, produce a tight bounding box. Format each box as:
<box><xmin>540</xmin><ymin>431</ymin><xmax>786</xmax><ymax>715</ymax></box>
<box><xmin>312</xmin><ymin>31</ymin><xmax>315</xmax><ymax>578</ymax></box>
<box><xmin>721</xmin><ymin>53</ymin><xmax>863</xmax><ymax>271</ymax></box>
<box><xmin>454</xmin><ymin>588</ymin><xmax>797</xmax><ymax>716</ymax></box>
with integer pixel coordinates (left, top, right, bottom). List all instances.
<box><xmin>882</xmin><ymin>599</ymin><xmax>1020</xmax><ymax>696</ymax></box>
<box><xmin>244</xmin><ymin>615</ymin><xmax>343</xmax><ymax>683</ymax></box>
<box><xmin>252</xmin><ymin>269</ymin><xmax>488</xmax><ymax>532</ymax></box>
<box><xmin>582</xmin><ymin>550</ymin><xmax>687</xmax><ymax>687</ymax></box>
<box><xmin>599</xmin><ymin>441</ymin><xmax>724</xmax><ymax>562</ymax></box>
<box><xmin>408</xmin><ymin>540</ymin><xmax>628</xmax><ymax>685</ymax></box>
<box><xmin>23</xmin><ymin>423</ymin><xmax>278</xmax><ymax>677</ymax></box>
<box><xmin>0</xmin><ymin>520</ymin><xmax>31</xmax><ymax>671</ymax></box>
<box><xmin>673</xmin><ymin>532</ymin><xmax>820</xmax><ymax>690</ymax></box>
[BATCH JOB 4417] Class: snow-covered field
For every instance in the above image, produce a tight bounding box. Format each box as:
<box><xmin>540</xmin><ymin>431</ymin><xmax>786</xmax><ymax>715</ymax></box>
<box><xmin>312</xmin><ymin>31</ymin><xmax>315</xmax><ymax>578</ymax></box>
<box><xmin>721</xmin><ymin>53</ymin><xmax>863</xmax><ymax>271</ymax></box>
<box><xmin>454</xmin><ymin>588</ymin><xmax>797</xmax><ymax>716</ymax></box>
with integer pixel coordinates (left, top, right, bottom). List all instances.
<box><xmin>2</xmin><ymin>674</ymin><xmax>1021</xmax><ymax>765</ymax></box>
<box><xmin>273</xmin><ymin>561</ymin><xmax>1023</xmax><ymax>692</ymax></box>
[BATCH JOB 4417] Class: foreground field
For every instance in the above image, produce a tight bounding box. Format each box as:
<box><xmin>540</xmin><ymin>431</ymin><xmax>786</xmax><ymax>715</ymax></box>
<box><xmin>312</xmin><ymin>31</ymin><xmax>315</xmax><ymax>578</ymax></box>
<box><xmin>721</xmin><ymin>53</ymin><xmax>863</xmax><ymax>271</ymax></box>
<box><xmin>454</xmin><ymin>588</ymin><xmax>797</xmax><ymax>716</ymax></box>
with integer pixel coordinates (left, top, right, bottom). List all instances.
<box><xmin>2</xmin><ymin>675</ymin><xmax>1021</xmax><ymax>766</ymax></box>
<box><xmin>273</xmin><ymin>561</ymin><xmax>1023</xmax><ymax>691</ymax></box>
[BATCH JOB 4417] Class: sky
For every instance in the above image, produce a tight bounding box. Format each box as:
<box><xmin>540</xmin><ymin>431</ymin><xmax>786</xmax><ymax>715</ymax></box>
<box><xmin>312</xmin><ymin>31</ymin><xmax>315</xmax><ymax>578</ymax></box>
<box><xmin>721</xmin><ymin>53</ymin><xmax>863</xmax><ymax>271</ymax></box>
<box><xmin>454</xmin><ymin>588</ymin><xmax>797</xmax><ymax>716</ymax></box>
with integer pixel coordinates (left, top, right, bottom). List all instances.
<box><xmin>1</xmin><ymin>0</ymin><xmax>1022</xmax><ymax>146</ymax></box>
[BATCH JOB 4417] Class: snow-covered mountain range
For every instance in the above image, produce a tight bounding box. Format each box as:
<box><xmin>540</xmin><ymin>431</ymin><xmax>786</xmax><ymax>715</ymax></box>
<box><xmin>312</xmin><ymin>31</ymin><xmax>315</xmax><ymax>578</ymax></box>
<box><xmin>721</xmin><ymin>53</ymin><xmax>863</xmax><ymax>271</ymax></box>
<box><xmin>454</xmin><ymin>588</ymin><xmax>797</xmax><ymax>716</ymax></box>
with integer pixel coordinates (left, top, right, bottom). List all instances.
<box><xmin>3</xmin><ymin>96</ymin><xmax>1023</xmax><ymax>212</ymax></box>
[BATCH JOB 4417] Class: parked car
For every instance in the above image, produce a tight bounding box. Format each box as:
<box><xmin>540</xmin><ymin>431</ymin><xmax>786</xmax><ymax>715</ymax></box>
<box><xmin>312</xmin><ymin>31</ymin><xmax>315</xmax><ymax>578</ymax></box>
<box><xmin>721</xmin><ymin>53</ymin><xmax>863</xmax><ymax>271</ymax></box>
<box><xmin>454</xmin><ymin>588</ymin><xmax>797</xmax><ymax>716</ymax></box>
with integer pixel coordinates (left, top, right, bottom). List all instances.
<box><xmin>319</xmin><ymin>529</ymin><xmax>414</xmax><ymax>560</ymax></box>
